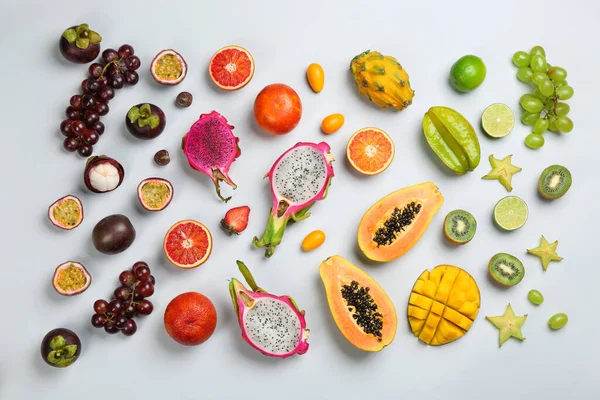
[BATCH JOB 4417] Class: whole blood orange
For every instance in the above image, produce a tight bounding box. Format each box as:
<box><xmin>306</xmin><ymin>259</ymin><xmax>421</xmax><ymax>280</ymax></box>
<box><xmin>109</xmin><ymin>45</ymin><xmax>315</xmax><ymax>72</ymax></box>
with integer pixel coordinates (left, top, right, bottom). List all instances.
<box><xmin>164</xmin><ymin>292</ymin><xmax>217</xmax><ymax>346</ymax></box>
<box><xmin>346</xmin><ymin>127</ymin><xmax>395</xmax><ymax>175</ymax></box>
<box><xmin>209</xmin><ymin>45</ymin><xmax>255</xmax><ymax>91</ymax></box>
<box><xmin>163</xmin><ymin>220</ymin><xmax>212</xmax><ymax>268</ymax></box>
<box><xmin>254</xmin><ymin>84</ymin><xmax>302</xmax><ymax>135</ymax></box>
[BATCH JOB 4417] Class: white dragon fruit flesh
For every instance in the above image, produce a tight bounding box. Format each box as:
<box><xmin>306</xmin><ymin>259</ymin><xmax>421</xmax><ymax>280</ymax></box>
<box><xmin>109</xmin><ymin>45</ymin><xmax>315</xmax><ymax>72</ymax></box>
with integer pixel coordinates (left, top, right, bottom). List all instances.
<box><xmin>229</xmin><ymin>261</ymin><xmax>309</xmax><ymax>358</ymax></box>
<box><xmin>253</xmin><ymin>142</ymin><xmax>335</xmax><ymax>258</ymax></box>
<box><xmin>182</xmin><ymin>111</ymin><xmax>241</xmax><ymax>202</ymax></box>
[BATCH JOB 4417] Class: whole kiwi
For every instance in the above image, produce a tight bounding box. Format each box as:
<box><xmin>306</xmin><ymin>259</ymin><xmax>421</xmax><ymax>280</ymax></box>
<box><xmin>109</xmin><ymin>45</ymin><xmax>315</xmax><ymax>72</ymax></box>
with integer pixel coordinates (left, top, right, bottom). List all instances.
<box><xmin>92</xmin><ymin>214</ymin><xmax>136</xmax><ymax>255</ymax></box>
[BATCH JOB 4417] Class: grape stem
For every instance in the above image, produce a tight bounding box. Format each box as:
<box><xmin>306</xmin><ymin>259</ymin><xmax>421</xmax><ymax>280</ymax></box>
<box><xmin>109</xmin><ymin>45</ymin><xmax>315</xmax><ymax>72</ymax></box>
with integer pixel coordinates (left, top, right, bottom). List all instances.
<box><xmin>98</xmin><ymin>58</ymin><xmax>123</xmax><ymax>81</ymax></box>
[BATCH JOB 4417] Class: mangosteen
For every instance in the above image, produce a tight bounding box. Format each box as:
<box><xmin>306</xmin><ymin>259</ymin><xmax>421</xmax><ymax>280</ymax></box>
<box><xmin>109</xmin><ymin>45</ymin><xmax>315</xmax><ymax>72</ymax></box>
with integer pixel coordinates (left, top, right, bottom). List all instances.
<box><xmin>59</xmin><ymin>24</ymin><xmax>102</xmax><ymax>64</ymax></box>
<box><xmin>126</xmin><ymin>103</ymin><xmax>166</xmax><ymax>140</ymax></box>
<box><xmin>92</xmin><ymin>214</ymin><xmax>136</xmax><ymax>255</ymax></box>
<box><xmin>41</xmin><ymin>328</ymin><xmax>81</xmax><ymax>368</ymax></box>
<box><xmin>84</xmin><ymin>155</ymin><xmax>125</xmax><ymax>193</ymax></box>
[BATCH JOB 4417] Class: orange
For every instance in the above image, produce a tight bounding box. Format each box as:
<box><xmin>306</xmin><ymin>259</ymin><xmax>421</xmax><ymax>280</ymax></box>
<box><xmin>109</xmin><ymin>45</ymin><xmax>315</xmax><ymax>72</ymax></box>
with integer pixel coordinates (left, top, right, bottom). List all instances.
<box><xmin>346</xmin><ymin>127</ymin><xmax>395</xmax><ymax>175</ymax></box>
<box><xmin>163</xmin><ymin>220</ymin><xmax>212</xmax><ymax>268</ymax></box>
<box><xmin>209</xmin><ymin>45</ymin><xmax>255</xmax><ymax>90</ymax></box>
<box><xmin>254</xmin><ymin>84</ymin><xmax>302</xmax><ymax>135</ymax></box>
<box><xmin>164</xmin><ymin>292</ymin><xmax>217</xmax><ymax>346</ymax></box>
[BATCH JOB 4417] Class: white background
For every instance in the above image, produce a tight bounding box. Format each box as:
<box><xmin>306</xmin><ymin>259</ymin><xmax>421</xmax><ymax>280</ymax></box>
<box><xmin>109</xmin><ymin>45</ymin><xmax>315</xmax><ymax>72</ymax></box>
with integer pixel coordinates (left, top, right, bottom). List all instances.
<box><xmin>1</xmin><ymin>0</ymin><xmax>598</xmax><ymax>399</ymax></box>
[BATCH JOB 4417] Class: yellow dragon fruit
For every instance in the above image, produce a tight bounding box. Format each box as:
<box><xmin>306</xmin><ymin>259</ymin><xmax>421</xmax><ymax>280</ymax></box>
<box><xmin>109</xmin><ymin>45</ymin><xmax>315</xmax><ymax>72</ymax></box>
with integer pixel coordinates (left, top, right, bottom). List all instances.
<box><xmin>350</xmin><ymin>50</ymin><xmax>415</xmax><ymax>110</ymax></box>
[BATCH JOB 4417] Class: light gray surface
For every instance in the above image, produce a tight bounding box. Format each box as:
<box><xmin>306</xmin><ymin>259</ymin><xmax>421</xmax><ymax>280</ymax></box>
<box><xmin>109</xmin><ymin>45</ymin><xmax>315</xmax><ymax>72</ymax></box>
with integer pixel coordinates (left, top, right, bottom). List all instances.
<box><xmin>1</xmin><ymin>0</ymin><xmax>598</xmax><ymax>399</ymax></box>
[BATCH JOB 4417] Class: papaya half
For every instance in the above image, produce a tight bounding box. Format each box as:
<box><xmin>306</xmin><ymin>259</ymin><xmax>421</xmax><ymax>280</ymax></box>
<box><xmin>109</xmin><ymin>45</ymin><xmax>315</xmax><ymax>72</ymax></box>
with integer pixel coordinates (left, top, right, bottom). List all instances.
<box><xmin>357</xmin><ymin>182</ymin><xmax>444</xmax><ymax>262</ymax></box>
<box><xmin>319</xmin><ymin>255</ymin><xmax>397</xmax><ymax>352</ymax></box>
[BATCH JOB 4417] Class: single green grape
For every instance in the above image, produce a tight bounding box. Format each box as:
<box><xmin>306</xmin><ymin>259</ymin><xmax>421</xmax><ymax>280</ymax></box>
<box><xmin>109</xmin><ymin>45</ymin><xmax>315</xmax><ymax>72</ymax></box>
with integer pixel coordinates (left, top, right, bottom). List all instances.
<box><xmin>548</xmin><ymin>66</ymin><xmax>567</xmax><ymax>83</ymax></box>
<box><xmin>527</xmin><ymin>289</ymin><xmax>544</xmax><ymax>305</ymax></box>
<box><xmin>549</xmin><ymin>118</ymin><xmax>559</xmax><ymax>132</ymax></box>
<box><xmin>556</xmin><ymin>102</ymin><xmax>570</xmax><ymax>116</ymax></box>
<box><xmin>532</xmin><ymin>71</ymin><xmax>549</xmax><ymax>84</ymax></box>
<box><xmin>543</xmin><ymin>98</ymin><xmax>555</xmax><ymax>108</ymax></box>
<box><xmin>521</xmin><ymin>111</ymin><xmax>540</xmax><ymax>126</ymax></box>
<box><xmin>530</xmin><ymin>45</ymin><xmax>546</xmax><ymax>57</ymax></box>
<box><xmin>512</xmin><ymin>51</ymin><xmax>531</xmax><ymax>67</ymax></box>
<box><xmin>557</xmin><ymin>85</ymin><xmax>574</xmax><ymax>100</ymax></box>
<box><xmin>517</xmin><ymin>67</ymin><xmax>533</xmax><ymax>82</ymax></box>
<box><xmin>548</xmin><ymin>313</ymin><xmax>568</xmax><ymax>330</ymax></box>
<box><xmin>520</xmin><ymin>97</ymin><xmax>544</xmax><ymax>113</ymax></box>
<box><xmin>530</xmin><ymin>55</ymin><xmax>548</xmax><ymax>72</ymax></box>
<box><xmin>556</xmin><ymin>116</ymin><xmax>574</xmax><ymax>132</ymax></box>
<box><xmin>533</xmin><ymin>118</ymin><xmax>550</xmax><ymax>134</ymax></box>
<box><xmin>525</xmin><ymin>133</ymin><xmax>545</xmax><ymax>149</ymax></box>
<box><xmin>532</xmin><ymin>88</ymin><xmax>546</xmax><ymax>101</ymax></box>
<box><xmin>539</xmin><ymin>79</ymin><xmax>555</xmax><ymax>97</ymax></box>
<box><xmin>556</xmin><ymin>80</ymin><xmax>568</xmax><ymax>88</ymax></box>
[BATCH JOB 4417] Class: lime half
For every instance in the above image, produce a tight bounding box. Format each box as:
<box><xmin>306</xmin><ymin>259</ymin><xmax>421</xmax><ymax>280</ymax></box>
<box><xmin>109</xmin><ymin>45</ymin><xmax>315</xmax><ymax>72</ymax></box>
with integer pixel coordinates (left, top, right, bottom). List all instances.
<box><xmin>494</xmin><ymin>196</ymin><xmax>528</xmax><ymax>231</ymax></box>
<box><xmin>482</xmin><ymin>104</ymin><xmax>515</xmax><ymax>138</ymax></box>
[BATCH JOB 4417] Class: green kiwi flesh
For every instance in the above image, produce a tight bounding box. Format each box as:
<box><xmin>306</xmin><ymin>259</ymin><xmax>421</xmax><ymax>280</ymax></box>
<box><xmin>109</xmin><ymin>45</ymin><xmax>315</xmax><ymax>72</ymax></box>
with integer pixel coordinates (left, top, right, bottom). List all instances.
<box><xmin>488</xmin><ymin>253</ymin><xmax>525</xmax><ymax>287</ymax></box>
<box><xmin>443</xmin><ymin>209</ymin><xmax>477</xmax><ymax>245</ymax></box>
<box><xmin>538</xmin><ymin>165</ymin><xmax>572</xmax><ymax>200</ymax></box>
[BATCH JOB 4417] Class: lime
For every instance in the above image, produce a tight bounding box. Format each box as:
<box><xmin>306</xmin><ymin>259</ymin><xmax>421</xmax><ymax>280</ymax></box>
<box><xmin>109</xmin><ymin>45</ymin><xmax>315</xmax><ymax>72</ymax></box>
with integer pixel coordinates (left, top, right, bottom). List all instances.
<box><xmin>450</xmin><ymin>55</ymin><xmax>487</xmax><ymax>92</ymax></box>
<box><xmin>481</xmin><ymin>104</ymin><xmax>515</xmax><ymax>138</ymax></box>
<box><xmin>493</xmin><ymin>196</ymin><xmax>528</xmax><ymax>231</ymax></box>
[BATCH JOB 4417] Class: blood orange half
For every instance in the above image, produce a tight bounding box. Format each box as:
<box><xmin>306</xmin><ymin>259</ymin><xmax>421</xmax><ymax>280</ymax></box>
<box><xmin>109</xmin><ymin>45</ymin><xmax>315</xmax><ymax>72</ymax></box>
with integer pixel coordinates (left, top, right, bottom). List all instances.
<box><xmin>208</xmin><ymin>45</ymin><xmax>255</xmax><ymax>91</ymax></box>
<box><xmin>164</xmin><ymin>220</ymin><xmax>213</xmax><ymax>269</ymax></box>
<box><xmin>346</xmin><ymin>127</ymin><xmax>395</xmax><ymax>175</ymax></box>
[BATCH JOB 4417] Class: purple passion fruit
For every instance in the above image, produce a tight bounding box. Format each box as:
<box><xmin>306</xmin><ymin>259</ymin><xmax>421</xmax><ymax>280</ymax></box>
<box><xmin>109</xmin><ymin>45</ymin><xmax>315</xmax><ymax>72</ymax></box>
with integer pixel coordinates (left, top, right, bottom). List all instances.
<box><xmin>41</xmin><ymin>328</ymin><xmax>81</xmax><ymax>368</ymax></box>
<box><xmin>48</xmin><ymin>195</ymin><xmax>83</xmax><ymax>230</ymax></box>
<box><xmin>126</xmin><ymin>104</ymin><xmax>166</xmax><ymax>140</ymax></box>
<box><xmin>84</xmin><ymin>155</ymin><xmax>125</xmax><ymax>193</ymax></box>
<box><xmin>59</xmin><ymin>24</ymin><xmax>102</xmax><ymax>64</ymax></box>
<box><xmin>150</xmin><ymin>49</ymin><xmax>187</xmax><ymax>85</ymax></box>
<box><xmin>92</xmin><ymin>214</ymin><xmax>136</xmax><ymax>255</ymax></box>
<box><xmin>52</xmin><ymin>262</ymin><xmax>91</xmax><ymax>296</ymax></box>
<box><xmin>137</xmin><ymin>178</ymin><xmax>173</xmax><ymax>211</ymax></box>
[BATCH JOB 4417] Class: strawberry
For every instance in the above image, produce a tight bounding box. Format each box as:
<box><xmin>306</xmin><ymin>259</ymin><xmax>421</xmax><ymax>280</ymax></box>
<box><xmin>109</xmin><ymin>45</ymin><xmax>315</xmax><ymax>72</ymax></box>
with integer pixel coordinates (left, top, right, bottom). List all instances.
<box><xmin>221</xmin><ymin>206</ymin><xmax>250</xmax><ymax>235</ymax></box>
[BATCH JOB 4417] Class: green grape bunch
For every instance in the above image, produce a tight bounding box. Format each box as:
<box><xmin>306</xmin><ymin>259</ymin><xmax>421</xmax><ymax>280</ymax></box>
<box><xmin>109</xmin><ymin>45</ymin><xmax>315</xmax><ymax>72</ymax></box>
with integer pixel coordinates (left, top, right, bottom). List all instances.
<box><xmin>513</xmin><ymin>45</ymin><xmax>574</xmax><ymax>149</ymax></box>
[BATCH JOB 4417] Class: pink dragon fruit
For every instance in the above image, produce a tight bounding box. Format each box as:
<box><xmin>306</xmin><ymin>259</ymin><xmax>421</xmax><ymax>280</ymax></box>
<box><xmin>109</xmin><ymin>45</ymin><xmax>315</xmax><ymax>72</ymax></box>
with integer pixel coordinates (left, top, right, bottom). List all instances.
<box><xmin>230</xmin><ymin>260</ymin><xmax>309</xmax><ymax>358</ymax></box>
<box><xmin>182</xmin><ymin>111</ymin><xmax>241</xmax><ymax>202</ymax></box>
<box><xmin>253</xmin><ymin>141</ymin><xmax>335</xmax><ymax>258</ymax></box>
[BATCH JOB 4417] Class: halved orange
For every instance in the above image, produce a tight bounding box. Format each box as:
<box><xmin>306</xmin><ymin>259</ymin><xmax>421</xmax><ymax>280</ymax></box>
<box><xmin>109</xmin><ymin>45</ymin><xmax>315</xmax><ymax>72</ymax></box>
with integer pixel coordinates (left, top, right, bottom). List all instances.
<box><xmin>208</xmin><ymin>45</ymin><xmax>255</xmax><ymax>91</ymax></box>
<box><xmin>164</xmin><ymin>220</ymin><xmax>213</xmax><ymax>268</ymax></box>
<box><xmin>346</xmin><ymin>127</ymin><xmax>395</xmax><ymax>175</ymax></box>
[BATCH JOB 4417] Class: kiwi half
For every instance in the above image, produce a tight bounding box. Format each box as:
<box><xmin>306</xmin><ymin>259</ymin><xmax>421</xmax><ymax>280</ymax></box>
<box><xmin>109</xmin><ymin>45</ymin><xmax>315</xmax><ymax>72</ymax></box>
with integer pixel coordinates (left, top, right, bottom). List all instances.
<box><xmin>443</xmin><ymin>209</ymin><xmax>477</xmax><ymax>245</ymax></box>
<box><xmin>538</xmin><ymin>165</ymin><xmax>572</xmax><ymax>200</ymax></box>
<box><xmin>488</xmin><ymin>253</ymin><xmax>525</xmax><ymax>287</ymax></box>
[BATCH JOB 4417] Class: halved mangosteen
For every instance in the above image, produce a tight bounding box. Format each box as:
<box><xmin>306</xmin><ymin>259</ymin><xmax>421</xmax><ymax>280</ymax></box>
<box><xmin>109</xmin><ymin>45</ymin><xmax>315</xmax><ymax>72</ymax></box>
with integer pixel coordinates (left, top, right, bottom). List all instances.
<box><xmin>137</xmin><ymin>178</ymin><xmax>173</xmax><ymax>211</ymax></box>
<box><xmin>84</xmin><ymin>155</ymin><xmax>125</xmax><ymax>193</ymax></box>
<box><xmin>150</xmin><ymin>49</ymin><xmax>187</xmax><ymax>85</ymax></box>
<box><xmin>48</xmin><ymin>195</ymin><xmax>84</xmax><ymax>230</ymax></box>
<box><xmin>59</xmin><ymin>23</ymin><xmax>102</xmax><ymax>64</ymax></box>
<box><xmin>41</xmin><ymin>328</ymin><xmax>81</xmax><ymax>368</ymax></box>
<box><xmin>126</xmin><ymin>104</ymin><xmax>166</xmax><ymax>140</ymax></box>
<box><xmin>52</xmin><ymin>261</ymin><xmax>91</xmax><ymax>296</ymax></box>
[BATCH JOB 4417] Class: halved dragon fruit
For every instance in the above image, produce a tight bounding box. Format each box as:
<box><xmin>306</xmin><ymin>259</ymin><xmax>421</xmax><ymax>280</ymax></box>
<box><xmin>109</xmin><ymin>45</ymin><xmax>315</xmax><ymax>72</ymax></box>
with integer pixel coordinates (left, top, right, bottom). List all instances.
<box><xmin>182</xmin><ymin>111</ymin><xmax>240</xmax><ymax>202</ymax></box>
<box><xmin>253</xmin><ymin>142</ymin><xmax>335</xmax><ymax>258</ymax></box>
<box><xmin>229</xmin><ymin>261</ymin><xmax>309</xmax><ymax>358</ymax></box>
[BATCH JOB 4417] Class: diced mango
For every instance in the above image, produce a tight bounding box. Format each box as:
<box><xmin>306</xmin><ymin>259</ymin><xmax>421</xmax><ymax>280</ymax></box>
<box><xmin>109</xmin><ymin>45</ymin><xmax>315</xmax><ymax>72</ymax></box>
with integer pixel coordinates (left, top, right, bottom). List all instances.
<box><xmin>430</xmin><ymin>301</ymin><xmax>445</xmax><ymax>316</ymax></box>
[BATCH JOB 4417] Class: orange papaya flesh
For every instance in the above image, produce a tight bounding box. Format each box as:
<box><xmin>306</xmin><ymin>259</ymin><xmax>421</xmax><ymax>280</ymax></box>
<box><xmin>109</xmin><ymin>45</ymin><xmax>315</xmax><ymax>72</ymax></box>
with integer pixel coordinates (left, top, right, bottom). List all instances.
<box><xmin>319</xmin><ymin>255</ymin><xmax>397</xmax><ymax>352</ymax></box>
<box><xmin>408</xmin><ymin>265</ymin><xmax>480</xmax><ymax>346</ymax></box>
<box><xmin>357</xmin><ymin>182</ymin><xmax>444</xmax><ymax>262</ymax></box>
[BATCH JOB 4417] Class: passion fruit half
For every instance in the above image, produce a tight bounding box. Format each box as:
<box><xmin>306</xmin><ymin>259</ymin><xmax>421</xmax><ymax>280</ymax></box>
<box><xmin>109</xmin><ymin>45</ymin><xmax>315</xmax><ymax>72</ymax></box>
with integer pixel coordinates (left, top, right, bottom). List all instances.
<box><xmin>137</xmin><ymin>178</ymin><xmax>173</xmax><ymax>211</ymax></box>
<box><xmin>84</xmin><ymin>155</ymin><xmax>125</xmax><ymax>193</ymax></box>
<box><xmin>41</xmin><ymin>328</ymin><xmax>81</xmax><ymax>368</ymax></box>
<box><xmin>52</xmin><ymin>261</ymin><xmax>91</xmax><ymax>296</ymax></box>
<box><xmin>150</xmin><ymin>49</ymin><xmax>187</xmax><ymax>85</ymax></box>
<box><xmin>48</xmin><ymin>195</ymin><xmax>84</xmax><ymax>230</ymax></box>
<box><xmin>126</xmin><ymin>103</ymin><xmax>166</xmax><ymax>140</ymax></box>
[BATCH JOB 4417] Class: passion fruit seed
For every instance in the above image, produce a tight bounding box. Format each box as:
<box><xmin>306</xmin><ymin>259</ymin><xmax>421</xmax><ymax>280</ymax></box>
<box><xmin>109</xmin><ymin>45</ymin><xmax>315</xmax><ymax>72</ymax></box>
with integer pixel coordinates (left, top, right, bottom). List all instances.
<box><xmin>341</xmin><ymin>280</ymin><xmax>383</xmax><ymax>341</ymax></box>
<box><xmin>154</xmin><ymin>149</ymin><xmax>170</xmax><ymax>166</ymax></box>
<box><xmin>373</xmin><ymin>202</ymin><xmax>422</xmax><ymax>247</ymax></box>
<box><xmin>141</xmin><ymin>182</ymin><xmax>170</xmax><ymax>208</ymax></box>
<box><xmin>155</xmin><ymin>54</ymin><xmax>182</xmax><ymax>80</ymax></box>
<box><xmin>53</xmin><ymin>199</ymin><xmax>81</xmax><ymax>227</ymax></box>
<box><xmin>176</xmin><ymin>92</ymin><xmax>193</xmax><ymax>108</ymax></box>
<box><xmin>56</xmin><ymin>264</ymin><xmax>87</xmax><ymax>292</ymax></box>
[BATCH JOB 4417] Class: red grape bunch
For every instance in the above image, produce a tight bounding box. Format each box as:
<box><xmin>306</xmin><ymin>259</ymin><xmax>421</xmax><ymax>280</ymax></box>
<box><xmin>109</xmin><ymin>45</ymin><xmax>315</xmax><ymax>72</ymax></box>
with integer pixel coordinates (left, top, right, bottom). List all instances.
<box><xmin>91</xmin><ymin>261</ymin><xmax>155</xmax><ymax>336</ymax></box>
<box><xmin>60</xmin><ymin>44</ymin><xmax>141</xmax><ymax>157</ymax></box>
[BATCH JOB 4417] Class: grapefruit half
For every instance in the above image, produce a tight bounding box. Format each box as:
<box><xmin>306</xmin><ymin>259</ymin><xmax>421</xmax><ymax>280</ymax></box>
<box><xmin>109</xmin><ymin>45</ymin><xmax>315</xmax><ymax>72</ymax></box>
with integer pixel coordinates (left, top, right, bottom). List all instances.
<box><xmin>163</xmin><ymin>220</ymin><xmax>212</xmax><ymax>268</ymax></box>
<box><xmin>346</xmin><ymin>127</ymin><xmax>395</xmax><ymax>175</ymax></box>
<box><xmin>208</xmin><ymin>45</ymin><xmax>255</xmax><ymax>90</ymax></box>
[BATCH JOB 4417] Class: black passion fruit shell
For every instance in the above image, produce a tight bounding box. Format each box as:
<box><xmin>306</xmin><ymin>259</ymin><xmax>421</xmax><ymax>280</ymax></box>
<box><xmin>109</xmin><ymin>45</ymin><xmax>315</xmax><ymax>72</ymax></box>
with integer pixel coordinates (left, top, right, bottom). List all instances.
<box><xmin>150</xmin><ymin>49</ymin><xmax>187</xmax><ymax>85</ymax></box>
<box><xmin>84</xmin><ymin>155</ymin><xmax>125</xmax><ymax>193</ymax></box>
<box><xmin>92</xmin><ymin>214</ymin><xmax>136</xmax><ymax>255</ymax></box>
<box><xmin>59</xmin><ymin>24</ymin><xmax>102</xmax><ymax>64</ymax></box>
<box><xmin>52</xmin><ymin>261</ymin><xmax>91</xmax><ymax>296</ymax></box>
<box><xmin>137</xmin><ymin>178</ymin><xmax>173</xmax><ymax>211</ymax></box>
<box><xmin>41</xmin><ymin>328</ymin><xmax>82</xmax><ymax>368</ymax></box>
<box><xmin>48</xmin><ymin>195</ymin><xmax>84</xmax><ymax>230</ymax></box>
<box><xmin>125</xmin><ymin>103</ymin><xmax>166</xmax><ymax>140</ymax></box>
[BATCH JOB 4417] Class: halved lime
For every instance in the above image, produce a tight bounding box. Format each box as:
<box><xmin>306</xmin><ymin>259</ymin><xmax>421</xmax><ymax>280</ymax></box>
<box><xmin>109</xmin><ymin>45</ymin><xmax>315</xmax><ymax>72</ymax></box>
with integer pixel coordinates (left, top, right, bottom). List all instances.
<box><xmin>493</xmin><ymin>196</ymin><xmax>528</xmax><ymax>231</ymax></box>
<box><xmin>482</xmin><ymin>104</ymin><xmax>515</xmax><ymax>138</ymax></box>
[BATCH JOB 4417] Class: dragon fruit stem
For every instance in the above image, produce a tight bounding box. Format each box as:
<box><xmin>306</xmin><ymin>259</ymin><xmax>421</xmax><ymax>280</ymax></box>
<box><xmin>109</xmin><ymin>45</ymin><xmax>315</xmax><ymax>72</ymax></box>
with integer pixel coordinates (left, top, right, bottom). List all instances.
<box><xmin>212</xmin><ymin>169</ymin><xmax>237</xmax><ymax>202</ymax></box>
<box><xmin>236</xmin><ymin>260</ymin><xmax>261</xmax><ymax>292</ymax></box>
